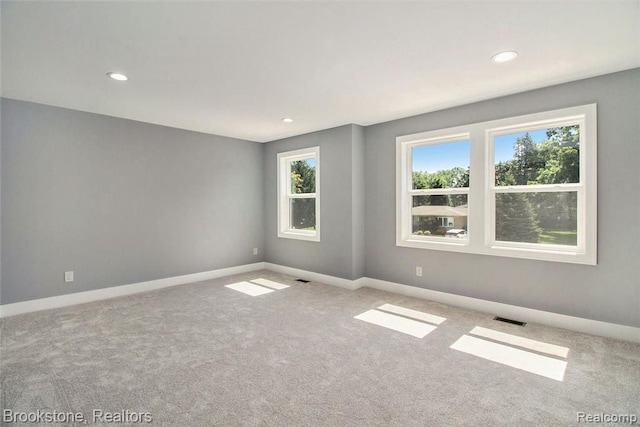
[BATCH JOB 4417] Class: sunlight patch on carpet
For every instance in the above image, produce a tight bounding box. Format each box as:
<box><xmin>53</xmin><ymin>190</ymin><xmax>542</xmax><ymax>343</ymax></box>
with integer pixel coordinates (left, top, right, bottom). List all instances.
<box><xmin>251</xmin><ymin>278</ymin><xmax>290</xmax><ymax>290</ymax></box>
<box><xmin>225</xmin><ymin>281</ymin><xmax>275</xmax><ymax>296</ymax></box>
<box><xmin>469</xmin><ymin>326</ymin><xmax>569</xmax><ymax>358</ymax></box>
<box><xmin>377</xmin><ymin>303</ymin><xmax>446</xmax><ymax>325</ymax></box>
<box><xmin>354</xmin><ymin>309</ymin><xmax>437</xmax><ymax>338</ymax></box>
<box><xmin>450</xmin><ymin>329</ymin><xmax>569</xmax><ymax>381</ymax></box>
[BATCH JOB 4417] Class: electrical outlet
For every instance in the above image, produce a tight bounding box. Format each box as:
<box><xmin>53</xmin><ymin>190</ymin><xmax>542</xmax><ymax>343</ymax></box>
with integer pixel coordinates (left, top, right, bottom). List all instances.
<box><xmin>64</xmin><ymin>271</ymin><xmax>74</xmax><ymax>282</ymax></box>
<box><xmin>253</xmin><ymin>247</ymin><xmax>258</xmax><ymax>255</ymax></box>
<box><xmin>416</xmin><ymin>267</ymin><xmax>423</xmax><ymax>277</ymax></box>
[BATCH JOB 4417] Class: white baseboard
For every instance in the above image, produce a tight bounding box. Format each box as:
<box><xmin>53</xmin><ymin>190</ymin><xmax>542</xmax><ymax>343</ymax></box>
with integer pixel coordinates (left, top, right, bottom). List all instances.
<box><xmin>264</xmin><ymin>263</ymin><xmax>364</xmax><ymax>291</ymax></box>
<box><xmin>2</xmin><ymin>261</ymin><xmax>638</xmax><ymax>344</ymax></box>
<box><xmin>263</xmin><ymin>263</ymin><xmax>639</xmax><ymax>343</ymax></box>
<box><xmin>363</xmin><ymin>277</ymin><xmax>640</xmax><ymax>344</ymax></box>
<box><xmin>0</xmin><ymin>262</ymin><xmax>266</xmax><ymax>318</ymax></box>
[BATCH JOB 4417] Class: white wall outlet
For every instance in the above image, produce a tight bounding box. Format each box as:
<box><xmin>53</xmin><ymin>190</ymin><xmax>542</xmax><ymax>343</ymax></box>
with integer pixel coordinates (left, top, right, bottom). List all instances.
<box><xmin>64</xmin><ymin>271</ymin><xmax>74</xmax><ymax>282</ymax></box>
<box><xmin>416</xmin><ymin>267</ymin><xmax>423</xmax><ymax>277</ymax></box>
<box><xmin>253</xmin><ymin>247</ymin><xmax>258</xmax><ymax>255</ymax></box>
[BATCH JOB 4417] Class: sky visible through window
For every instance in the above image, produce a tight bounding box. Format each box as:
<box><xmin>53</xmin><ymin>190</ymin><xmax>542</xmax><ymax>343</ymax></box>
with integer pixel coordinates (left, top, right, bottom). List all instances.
<box><xmin>494</xmin><ymin>128</ymin><xmax>548</xmax><ymax>163</ymax></box>
<box><xmin>411</xmin><ymin>129</ymin><xmax>548</xmax><ymax>173</ymax></box>
<box><xmin>412</xmin><ymin>140</ymin><xmax>469</xmax><ymax>173</ymax></box>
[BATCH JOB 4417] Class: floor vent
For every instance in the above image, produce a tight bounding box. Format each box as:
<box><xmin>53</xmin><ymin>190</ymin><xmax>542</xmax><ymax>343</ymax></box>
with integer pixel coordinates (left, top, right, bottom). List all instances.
<box><xmin>295</xmin><ymin>279</ymin><xmax>310</xmax><ymax>283</ymax></box>
<box><xmin>493</xmin><ymin>316</ymin><xmax>526</xmax><ymax>326</ymax></box>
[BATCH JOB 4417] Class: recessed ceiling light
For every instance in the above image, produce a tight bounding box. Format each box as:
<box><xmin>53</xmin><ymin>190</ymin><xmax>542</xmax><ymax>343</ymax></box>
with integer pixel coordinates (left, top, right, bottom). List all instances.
<box><xmin>107</xmin><ymin>72</ymin><xmax>128</xmax><ymax>81</ymax></box>
<box><xmin>282</xmin><ymin>117</ymin><xmax>294</xmax><ymax>123</ymax></box>
<box><xmin>491</xmin><ymin>51</ymin><xmax>518</xmax><ymax>63</ymax></box>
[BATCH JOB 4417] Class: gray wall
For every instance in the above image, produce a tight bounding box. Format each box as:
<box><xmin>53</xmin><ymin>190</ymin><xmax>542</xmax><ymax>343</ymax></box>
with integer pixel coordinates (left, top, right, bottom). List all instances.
<box><xmin>2</xmin><ymin>70</ymin><xmax>639</xmax><ymax>329</ymax></box>
<box><xmin>0</xmin><ymin>96</ymin><xmax>2</xmax><ymax>304</ymax></box>
<box><xmin>351</xmin><ymin>125</ymin><xmax>365</xmax><ymax>279</ymax></box>
<box><xmin>264</xmin><ymin>124</ymin><xmax>365</xmax><ymax>280</ymax></box>
<box><xmin>364</xmin><ymin>69</ymin><xmax>640</xmax><ymax>327</ymax></box>
<box><xmin>1</xmin><ymin>99</ymin><xmax>264</xmax><ymax>304</ymax></box>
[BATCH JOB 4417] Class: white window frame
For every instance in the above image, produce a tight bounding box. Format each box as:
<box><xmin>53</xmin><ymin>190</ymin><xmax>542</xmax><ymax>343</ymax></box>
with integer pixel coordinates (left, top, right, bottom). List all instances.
<box><xmin>277</xmin><ymin>146</ymin><xmax>320</xmax><ymax>242</ymax></box>
<box><xmin>396</xmin><ymin>104</ymin><xmax>597</xmax><ymax>265</ymax></box>
<box><xmin>397</xmin><ymin>132</ymin><xmax>471</xmax><ymax>249</ymax></box>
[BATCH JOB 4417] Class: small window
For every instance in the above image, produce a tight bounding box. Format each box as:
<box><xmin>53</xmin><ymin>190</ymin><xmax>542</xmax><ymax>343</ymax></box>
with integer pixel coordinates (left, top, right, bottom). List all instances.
<box><xmin>277</xmin><ymin>147</ymin><xmax>320</xmax><ymax>241</ymax></box>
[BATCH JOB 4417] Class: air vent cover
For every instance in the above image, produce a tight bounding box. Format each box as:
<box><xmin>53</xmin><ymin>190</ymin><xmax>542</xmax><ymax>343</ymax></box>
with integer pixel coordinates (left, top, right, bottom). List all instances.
<box><xmin>493</xmin><ymin>316</ymin><xmax>526</xmax><ymax>326</ymax></box>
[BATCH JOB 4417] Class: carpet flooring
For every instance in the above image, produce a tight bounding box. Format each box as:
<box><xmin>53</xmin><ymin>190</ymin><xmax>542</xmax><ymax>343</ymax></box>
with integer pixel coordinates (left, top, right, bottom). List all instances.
<box><xmin>1</xmin><ymin>269</ymin><xmax>639</xmax><ymax>426</ymax></box>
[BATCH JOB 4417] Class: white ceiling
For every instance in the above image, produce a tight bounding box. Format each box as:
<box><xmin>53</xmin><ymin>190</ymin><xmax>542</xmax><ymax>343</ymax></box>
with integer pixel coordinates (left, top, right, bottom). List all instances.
<box><xmin>2</xmin><ymin>1</ymin><xmax>639</xmax><ymax>143</ymax></box>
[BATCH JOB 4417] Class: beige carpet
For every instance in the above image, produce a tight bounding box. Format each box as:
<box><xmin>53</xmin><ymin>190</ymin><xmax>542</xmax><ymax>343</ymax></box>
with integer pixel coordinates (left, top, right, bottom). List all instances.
<box><xmin>1</xmin><ymin>270</ymin><xmax>639</xmax><ymax>426</ymax></box>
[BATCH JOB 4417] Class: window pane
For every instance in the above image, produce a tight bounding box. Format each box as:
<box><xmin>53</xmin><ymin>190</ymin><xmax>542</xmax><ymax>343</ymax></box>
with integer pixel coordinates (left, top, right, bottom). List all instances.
<box><xmin>290</xmin><ymin>198</ymin><xmax>316</xmax><ymax>230</ymax></box>
<box><xmin>495</xmin><ymin>192</ymin><xmax>577</xmax><ymax>245</ymax></box>
<box><xmin>290</xmin><ymin>158</ymin><xmax>316</xmax><ymax>194</ymax></box>
<box><xmin>412</xmin><ymin>140</ymin><xmax>470</xmax><ymax>189</ymax></box>
<box><xmin>412</xmin><ymin>194</ymin><xmax>468</xmax><ymax>238</ymax></box>
<box><xmin>494</xmin><ymin>125</ymin><xmax>580</xmax><ymax>186</ymax></box>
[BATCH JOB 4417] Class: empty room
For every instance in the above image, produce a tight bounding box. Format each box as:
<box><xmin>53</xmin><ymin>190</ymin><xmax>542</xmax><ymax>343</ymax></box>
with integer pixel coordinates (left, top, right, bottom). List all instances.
<box><xmin>1</xmin><ymin>1</ymin><xmax>639</xmax><ymax>425</ymax></box>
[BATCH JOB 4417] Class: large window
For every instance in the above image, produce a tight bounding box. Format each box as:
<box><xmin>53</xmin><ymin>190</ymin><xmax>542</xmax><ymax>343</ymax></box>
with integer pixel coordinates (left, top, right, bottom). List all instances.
<box><xmin>397</xmin><ymin>104</ymin><xmax>597</xmax><ymax>264</ymax></box>
<box><xmin>277</xmin><ymin>146</ymin><xmax>320</xmax><ymax>241</ymax></box>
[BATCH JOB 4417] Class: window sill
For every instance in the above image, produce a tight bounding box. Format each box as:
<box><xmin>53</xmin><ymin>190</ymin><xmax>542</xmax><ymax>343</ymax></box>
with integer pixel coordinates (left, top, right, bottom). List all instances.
<box><xmin>397</xmin><ymin>238</ymin><xmax>595</xmax><ymax>265</ymax></box>
<box><xmin>278</xmin><ymin>230</ymin><xmax>320</xmax><ymax>242</ymax></box>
